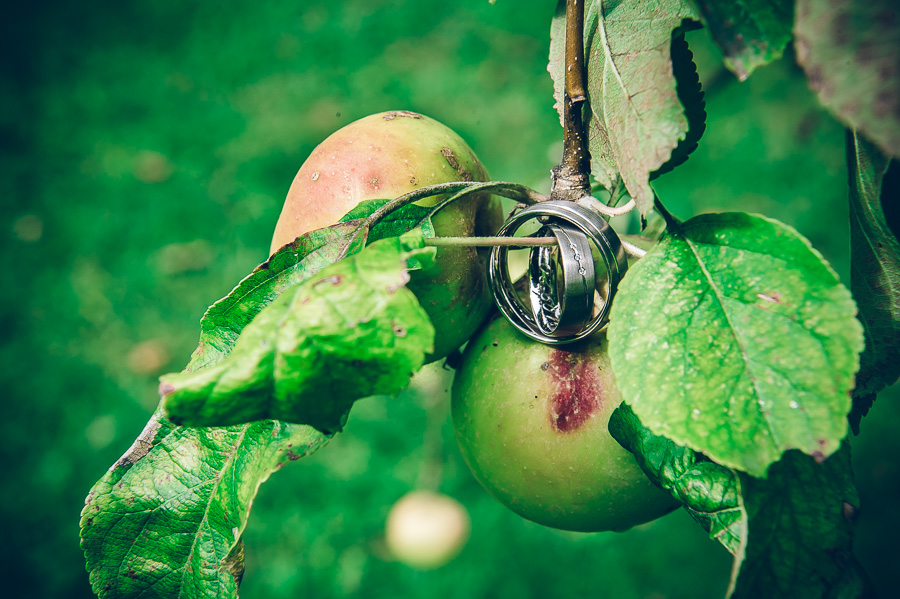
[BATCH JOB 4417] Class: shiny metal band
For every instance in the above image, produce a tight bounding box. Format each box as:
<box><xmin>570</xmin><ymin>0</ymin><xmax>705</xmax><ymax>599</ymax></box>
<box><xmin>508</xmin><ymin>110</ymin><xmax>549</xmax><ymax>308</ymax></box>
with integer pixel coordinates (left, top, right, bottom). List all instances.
<box><xmin>488</xmin><ymin>200</ymin><xmax>628</xmax><ymax>344</ymax></box>
<box><xmin>528</xmin><ymin>222</ymin><xmax>595</xmax><ymax>336</ymax></box>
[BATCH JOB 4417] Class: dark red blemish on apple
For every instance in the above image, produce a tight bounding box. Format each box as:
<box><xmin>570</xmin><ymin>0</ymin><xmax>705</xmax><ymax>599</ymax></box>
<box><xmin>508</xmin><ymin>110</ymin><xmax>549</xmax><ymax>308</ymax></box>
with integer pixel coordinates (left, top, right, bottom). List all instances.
<box><xmin>547</xmin><ymin>350</ymin><xmax>601</xmax><ymax>433</ymax></box>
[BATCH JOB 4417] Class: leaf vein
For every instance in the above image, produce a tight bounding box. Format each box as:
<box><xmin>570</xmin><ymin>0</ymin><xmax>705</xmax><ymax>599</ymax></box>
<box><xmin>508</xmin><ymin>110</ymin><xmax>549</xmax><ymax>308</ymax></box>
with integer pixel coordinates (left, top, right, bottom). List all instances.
<box><xmin>679</xmin><ymin>234</ymin><xmax>782</xmax><ymax>455</ymax></box>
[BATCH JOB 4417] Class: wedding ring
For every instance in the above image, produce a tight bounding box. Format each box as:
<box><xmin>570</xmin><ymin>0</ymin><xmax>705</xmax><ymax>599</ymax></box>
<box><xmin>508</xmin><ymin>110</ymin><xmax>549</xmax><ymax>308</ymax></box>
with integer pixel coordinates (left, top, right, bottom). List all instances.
<box><xmin>488</xmin><ymin>200</ymin><xmax>628</xmax><ymax>344</ymax></box>
<box><xmin>528</xmin><ymin>222</ymin><xmax>594</xmax><ymax>337</ymax></box>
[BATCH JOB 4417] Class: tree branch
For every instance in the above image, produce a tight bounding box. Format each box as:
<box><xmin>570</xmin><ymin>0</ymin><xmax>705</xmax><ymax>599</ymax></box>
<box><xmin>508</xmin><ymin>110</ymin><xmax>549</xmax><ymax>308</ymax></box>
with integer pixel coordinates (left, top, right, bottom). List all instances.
<box><xmin>551</xmin><ymin>0</ymin><xmax>591</xmax><ymax>202</ymax></box>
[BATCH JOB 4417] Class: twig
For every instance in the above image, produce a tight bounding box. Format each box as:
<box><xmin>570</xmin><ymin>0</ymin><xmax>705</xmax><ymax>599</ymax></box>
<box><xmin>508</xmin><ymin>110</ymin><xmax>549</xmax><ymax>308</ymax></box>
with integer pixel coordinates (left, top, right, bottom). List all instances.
<box><xmin>336</xmin><ymin>181</ymin><xmax>549</xmax><ymax>260</ymax></box>
<box><xmin>424</xmin><ymin>236</ymin><xmax>558</xmax><ymax>248</ymax></box>
<box><xmin>551</xmin><ymin>0</ymin><xmax>591</xmax><ymax>203</ymax></box>
<box><xmin>424</xmin><ymin>235</ymin><xmax>648</xmax><ymax>260</ymax></box>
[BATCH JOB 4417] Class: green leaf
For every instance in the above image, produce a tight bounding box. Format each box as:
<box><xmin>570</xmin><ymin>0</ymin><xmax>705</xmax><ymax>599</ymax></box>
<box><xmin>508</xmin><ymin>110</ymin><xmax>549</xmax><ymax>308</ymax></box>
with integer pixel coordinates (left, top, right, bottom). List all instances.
<box><xmin>608</xmin><ymin>212</ymin><xmax>864</xmax><ymax>476</ymax></box>
<box><xmin>794</xmin><ymin>0</ymin><xmax>900</xmax><ymax>158</ymax></box>
<box><xmin>609</xmin><ymin>403</ymin><xmax>746</xmax><ymax>554</ymax></box>
<box><xmin>190</xmin><ymin>223</ymin><xmax>367</xmax><ymax>371</ymax></box>
<box><xmin>338</xmin><ymin>198</ymin><xmax>435</xmax><ymax>241</ymax></box>
<box><xmin>693</xmin><ymin>0</ymin><xmax>794</xmax><ymax>81</ymax></box>
<box><xmin>161</xmin><ymin>233</ymin><xmax>436</xmax><ymax>433</ymax></box>
<box><xmin>582</xmin><ymin>0</ymin><xmax>699</xmax><ymax>215</ymax></box>
<box><xmin>848</xmin><ymin>131</ymin><xmax>900</xmax><ymax>399</ymax></box>
<box><xmin>730</xmin><ymin>443</ymin><xmax>871</xmax><ymax>599</ymax></box>
<box><xmin>80</xmin><ymin>188</ymin><xmax>461</xmax><ymax>598</ymax></box>
<box><xmin>191</xmin><ymin>197</ymin><xmax>435</xmax><ymax>373</ymax></box>
<box><xmin>610</xmin><ymin>408</ymin><xmax>871</xmax><ymax>599</ymax></box>
<box><xmin>81</xmin><ymin>217</ymin><xmax>374</xmax><ymax>598</ymax></box>
<box><xmin>81</xmin><ymin>411</ymin><xmax>327</xmax><ymax>599</ymax></box>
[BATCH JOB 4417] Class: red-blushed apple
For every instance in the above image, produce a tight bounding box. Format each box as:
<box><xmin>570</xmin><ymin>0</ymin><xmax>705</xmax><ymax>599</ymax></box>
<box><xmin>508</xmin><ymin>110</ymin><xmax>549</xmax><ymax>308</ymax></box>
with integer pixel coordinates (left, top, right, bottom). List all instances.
<box><xmin>384</xmin><ymin>490</ymin><xmax>471</xmax><ymax>569</ymax></box>
<box><xmin>451</xmin><ymin>315</ymin><xmax>678</xmax><ymax>532</ymax></box>
<box><xmin>270</xmin><ymin>111</ymin><xmax>503</xmax><ymax>361</ymax></box>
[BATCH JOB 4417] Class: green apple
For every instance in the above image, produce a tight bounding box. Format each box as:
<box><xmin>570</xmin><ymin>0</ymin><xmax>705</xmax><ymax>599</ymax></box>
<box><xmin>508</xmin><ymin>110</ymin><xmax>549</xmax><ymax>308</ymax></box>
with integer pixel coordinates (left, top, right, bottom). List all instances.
<box><xmin>270</xmin><ymin>111</ymin><xmax>503</xmax><ymax>361</ymax></box>
<box><xmin>384</xmin><ymin>490</ymin><xmax>471</xmax><ymax>569</ymax></box>
<box><xmin>451</xmin><ymin>316</ymin><xmax>678</xmax><ymax>532</ymax></box>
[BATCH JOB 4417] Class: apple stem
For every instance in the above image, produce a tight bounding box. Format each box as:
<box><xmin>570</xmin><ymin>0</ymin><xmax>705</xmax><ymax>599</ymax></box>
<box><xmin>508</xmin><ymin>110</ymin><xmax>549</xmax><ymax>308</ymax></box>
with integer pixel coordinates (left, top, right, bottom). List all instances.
<box><xmin>424</xmin><ymin>236</ymin><xmax>558</xmax><ymax>248</ymax></box>
<box><xmin>415</xmin><ymin>372</ymin><xmax>452</xmax><ymax>493</ymax></box>
<box><xmin>551</xmin><ymin>0</ymin><xmax>592</xmax><ymax>203</ymax></box>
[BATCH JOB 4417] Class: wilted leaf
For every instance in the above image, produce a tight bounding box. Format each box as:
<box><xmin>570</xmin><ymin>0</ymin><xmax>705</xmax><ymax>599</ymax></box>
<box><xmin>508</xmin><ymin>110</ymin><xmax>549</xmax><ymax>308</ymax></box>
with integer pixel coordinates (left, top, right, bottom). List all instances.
<box><xmin>608</xmin><ymin>212</ymin><xmax>863</xmax><ymax>476</ymax></box>
<box><xmin>609</xmin><ymin>403</ymin><xmax>746</xmax><ymax>554</ymax></box>
<box><xmin>848</xmin><ymin>131</ymin><xmax>900</xmax><ymax>401</ymax></box>
<box><xmin>730</xmin><ymin>443</ymin><xmax>871</xmax><ymax>599</ymax></box>
<box><xmin>693</xmin><ymin>0</ymin><xmax>794</xmax><ymax>81</ymax></box>
<box><xmin>161</xmin><ymin>233</ymin><xmax>436</xmax><ymax>433</ymax></box>
<box><xmin>794</xmin><ymin>0</ymin><xmax>900</xmax><ymax>157</ymax></box>
<box><xmin>582</xmin><ymin>0</ymin><xmax>699</xmax><ymax>214</ymax></box>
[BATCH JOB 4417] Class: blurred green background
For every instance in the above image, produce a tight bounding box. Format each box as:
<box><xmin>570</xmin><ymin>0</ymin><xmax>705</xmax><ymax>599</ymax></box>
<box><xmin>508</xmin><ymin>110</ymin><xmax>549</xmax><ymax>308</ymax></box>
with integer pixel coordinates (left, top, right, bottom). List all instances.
<box><xmin>1</xmin><ymin>1</ymin><xmax>897</xmax><ymax>598</ymax></box>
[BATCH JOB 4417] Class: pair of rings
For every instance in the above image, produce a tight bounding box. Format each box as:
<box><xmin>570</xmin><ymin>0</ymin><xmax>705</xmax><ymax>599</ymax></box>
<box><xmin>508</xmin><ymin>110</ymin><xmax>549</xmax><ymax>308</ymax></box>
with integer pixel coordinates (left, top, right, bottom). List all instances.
<box><xmin>487</xmin><ymin>200</ymin><xmax>628</xmax><ymax>345</ymax></box>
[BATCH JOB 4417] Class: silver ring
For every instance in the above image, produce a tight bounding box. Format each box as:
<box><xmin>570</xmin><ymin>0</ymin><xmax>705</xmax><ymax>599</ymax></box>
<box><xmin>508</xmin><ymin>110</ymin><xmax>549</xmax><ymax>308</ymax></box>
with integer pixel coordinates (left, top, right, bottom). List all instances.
<box><xmin>488</xmin><ymin>200</ymin><xmax>628</xmax><ymax>344</ymax></box>
<box><xmin>528</xmin><ymin>222</ymin><xmax>594</xmax><ymax>336</ymax></box>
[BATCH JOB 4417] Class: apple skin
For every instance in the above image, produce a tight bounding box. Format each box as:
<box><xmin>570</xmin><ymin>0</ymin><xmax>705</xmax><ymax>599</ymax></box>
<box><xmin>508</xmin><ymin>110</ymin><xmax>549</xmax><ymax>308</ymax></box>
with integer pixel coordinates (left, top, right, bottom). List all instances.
<box><xmin>384</xmin><ymin>490</ymin><xmax>471</xmax><ymax>570</ymax></box>
<box><xmin>270</xmin><ymin>111</ymin><xmax>503</xmax><ymax>361</ymax></box>
<box><xmin>451</xmin><ymin>315</ymin><xmax>678</xmax><ymax>533</ymax></box>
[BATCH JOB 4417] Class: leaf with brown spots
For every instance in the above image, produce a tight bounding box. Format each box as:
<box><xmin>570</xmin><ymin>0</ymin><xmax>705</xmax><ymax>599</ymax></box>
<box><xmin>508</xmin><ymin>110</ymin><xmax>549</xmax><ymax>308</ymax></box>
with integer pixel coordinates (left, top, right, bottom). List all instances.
<box><xmin>608</xmin><ymin>212</ymin><xmax>864</xmax><ymax>477</ymax></box>
<box><xmin>81</xmin><ymin>407</ymin><xmax>327</xmax><ymax>599</ymax></box>
<box><xmin>82</xmin><ymin>213</ymin><xmax>347</xmax><ymax>597</ymax></box>
<box><xmin>192</xmin><ymin>222</ymin><xmax>367</xmax><ymax>371</ymax></box>
<box><xmin>581</xmin><ymin>0</ymin><xmax>700</xmax><ymax>216</ymax></box>
<box><xmin>795</xmin><ymin>0</ymin><xmax>900</xmax><ymax>158</ymax></box>
<box><xmin>693</xmin><ymin>0</ymin><xmax>794</xmax><ymax>81</ymax></box>
<box><xmin>161</xmin><ymin>233</ymin><xmax>435</xmax><ymax>433</ymax></box>
<box><xmin>81</xmin><ymin>222</ymin><xmax>340</xmax><ymax>599</ymax></box>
